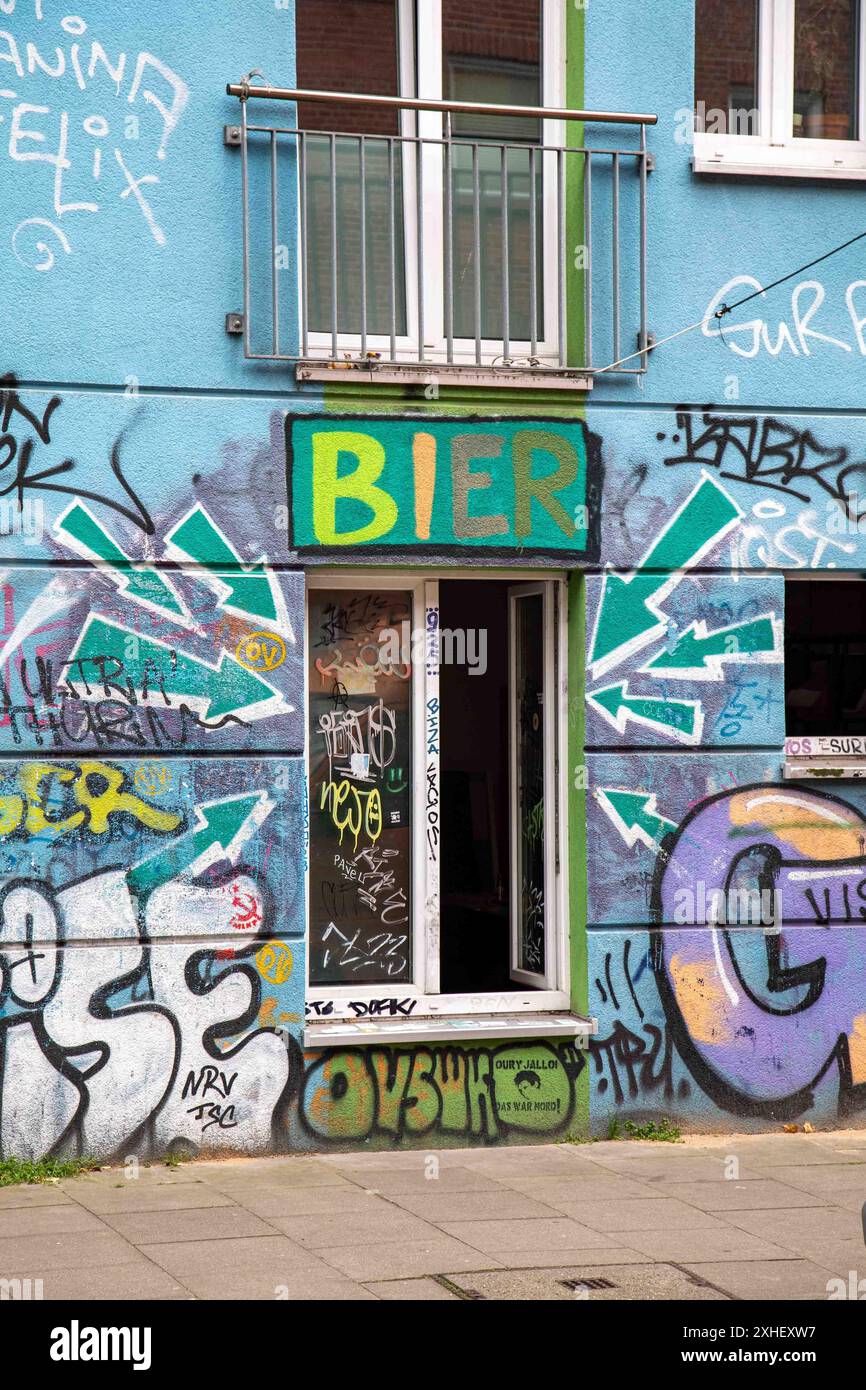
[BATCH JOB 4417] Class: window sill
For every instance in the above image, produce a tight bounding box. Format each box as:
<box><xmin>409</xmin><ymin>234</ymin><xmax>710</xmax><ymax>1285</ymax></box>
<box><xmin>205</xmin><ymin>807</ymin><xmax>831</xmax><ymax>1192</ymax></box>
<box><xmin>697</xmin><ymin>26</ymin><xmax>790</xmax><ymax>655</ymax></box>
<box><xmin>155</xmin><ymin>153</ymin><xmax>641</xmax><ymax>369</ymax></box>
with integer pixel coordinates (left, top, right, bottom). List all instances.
<box><xmin>295</xmin><ymin>361</ymin><xmax>595</xmax><ymax>391</ymax></box>
<box><xmin>693</xmin><ymin>153</ymin><xmax>866</xmax><ymax>182</ymax></box>
<box><xmin>304</xmin><ymin>1009</ymin><xmax>594</xmax><ymax>1048</ymax></box>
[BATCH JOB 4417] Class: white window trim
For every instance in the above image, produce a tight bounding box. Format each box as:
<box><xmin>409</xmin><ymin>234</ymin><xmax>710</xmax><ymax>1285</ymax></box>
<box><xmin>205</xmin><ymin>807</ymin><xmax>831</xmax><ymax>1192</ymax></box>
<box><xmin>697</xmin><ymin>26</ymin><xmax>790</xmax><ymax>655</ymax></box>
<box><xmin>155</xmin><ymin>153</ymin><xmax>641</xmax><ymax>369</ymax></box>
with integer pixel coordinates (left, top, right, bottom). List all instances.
<box><xmin>694</xmin><ymin>0</ymin><xmax>866</xmax><ymax>179</ymax></box>
<box><xmin>303</xmin><ymin>0</ymin><xmax>566</xmax><ymax>364</ymax></box>
<box><xmin>304</xmin><ymin>569</ymin><xmax>572</xmax><ymax>1022</ymax></box>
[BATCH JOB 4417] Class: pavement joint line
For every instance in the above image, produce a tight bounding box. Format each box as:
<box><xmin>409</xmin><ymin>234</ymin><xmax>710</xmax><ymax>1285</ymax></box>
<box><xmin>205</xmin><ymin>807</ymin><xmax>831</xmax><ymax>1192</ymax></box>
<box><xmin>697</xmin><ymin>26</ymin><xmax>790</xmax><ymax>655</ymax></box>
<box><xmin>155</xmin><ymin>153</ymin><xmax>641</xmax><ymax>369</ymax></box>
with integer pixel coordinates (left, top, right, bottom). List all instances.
<box><xmin>669</xmin><ymin>1260</ymin><xmax>738</xmax><ymax>1300</ymax></box>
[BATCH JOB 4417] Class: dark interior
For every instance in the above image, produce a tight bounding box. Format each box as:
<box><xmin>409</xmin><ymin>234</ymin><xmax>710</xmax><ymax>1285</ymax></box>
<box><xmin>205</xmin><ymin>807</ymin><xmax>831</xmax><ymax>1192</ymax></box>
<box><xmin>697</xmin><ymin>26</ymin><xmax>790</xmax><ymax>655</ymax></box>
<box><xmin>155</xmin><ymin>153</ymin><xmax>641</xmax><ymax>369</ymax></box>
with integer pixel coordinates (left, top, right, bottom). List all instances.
<box><xmin>785</xmin><ymin>578</ymin><xmax>866</xmax><ymax>734</ymax></box>
<box><xmin>439</xmin><ymin>579</ymin><xmax>514</xmax><ymax>993</ymax></box>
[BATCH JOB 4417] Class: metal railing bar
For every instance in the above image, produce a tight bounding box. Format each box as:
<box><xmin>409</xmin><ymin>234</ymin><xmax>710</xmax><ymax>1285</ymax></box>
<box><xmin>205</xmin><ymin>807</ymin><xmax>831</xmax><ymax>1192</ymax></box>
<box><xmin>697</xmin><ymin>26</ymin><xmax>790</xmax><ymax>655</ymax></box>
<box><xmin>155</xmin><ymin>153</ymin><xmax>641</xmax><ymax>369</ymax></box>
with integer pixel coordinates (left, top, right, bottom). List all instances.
<box><xmin>359</xmin><ymin>135</ymin><xmax>367</xmax><ymax>357</ymax></box>
<box><xmin>299</xmin><ymin>130</ymin><xmax>309</xmax><ymax>356</ymax></box>
<box><xmin>557</xmin><ymin>147</ymin><xmax>565</xmax><ymax>368</ymax></box>
<box><xmin>473</xmin><ymin>141</ymin><xmax>482</xmax><ymax>365</ymax></box>
<box><xmin>329</xmin><ymin>131</ymin><xmax>338</xmax><ymax>357</ymax></box>
<box><xmin>228</xmin><ymin>83</ymin><xmax>658</xmax><ymax>126</ymax></box>
<box><xmin>416</xmin><ymin>134</ymin><xmax>424</xmax><ymax>361</ymax></box>
<box><xmin>583</xmin><ymin>149</ymin><xmax>593</xmax><ymax>371</ymax></box>
<box><xmin>529</xmin><ymin>144</ymin><xmax>538</xmax><ymax>357</ymax></box>
<box><xmin>500</xmin><ymin>144</ymin><xmax>510</xmax><ymax>358</ymax></box>
<box><xmin>639</xmin><ymin>123</ymin><xmax>648</xmax><ymax>371</ymax></box>
<box><xmin>612</xmin><ymin>150</ymin><xmax>620</xmax><ymax>365</ymax></box>
<box><xmin>270</xmin><ymin>129</ymin><xmax>279</xmax><ymax>355</ymax></box>
<box><xmin>240</xmin><ymin>97</ymin><xmax>251</xmax><ymax>357</ymax></box>
<box><xmin>445</xmin><ymin>113</ymin><xmax>454</xmax><ymax>364</ymax></box>
<box><xmin>388</xmin><ymin>136</ymin><xmax>397</xmax><ymax>361</ymax></box>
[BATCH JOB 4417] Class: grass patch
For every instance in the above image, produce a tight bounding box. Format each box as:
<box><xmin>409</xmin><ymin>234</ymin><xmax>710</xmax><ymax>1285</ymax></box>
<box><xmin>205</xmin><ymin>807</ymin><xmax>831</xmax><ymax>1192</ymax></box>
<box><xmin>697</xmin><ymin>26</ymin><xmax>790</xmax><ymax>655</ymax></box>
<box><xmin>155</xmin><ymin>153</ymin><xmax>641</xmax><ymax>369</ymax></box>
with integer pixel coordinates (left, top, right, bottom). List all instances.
<box><xmin>163</xmin><ymin>1148</ymin><xmax>195</xmax><ymax>1168</ymax></box>
<box><xmin>623</xmin><ymin>1117</ymin><xmax>682</xmax><ymax>1143</ymax></box>
<box><xmin>0</xmin><ymin>1156</ymin><xmax>100</xmax><ymax>1187</ymax></box>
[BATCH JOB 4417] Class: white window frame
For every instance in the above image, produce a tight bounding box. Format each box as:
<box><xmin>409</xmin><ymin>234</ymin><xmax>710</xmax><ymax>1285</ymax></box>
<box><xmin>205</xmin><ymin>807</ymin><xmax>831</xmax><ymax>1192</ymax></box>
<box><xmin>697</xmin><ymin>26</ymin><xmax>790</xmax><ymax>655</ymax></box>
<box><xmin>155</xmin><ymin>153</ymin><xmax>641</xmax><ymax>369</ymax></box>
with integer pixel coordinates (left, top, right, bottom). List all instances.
<box><xmin>304</xmin><ymin>569</ymin><xmax>571</xmax><ymax>1021</ymax></box>
<box><xmin>693</xmin><ymin>0</ymin><xmax>866</xmax><ymax>179</ymax></box>
<box><xmin>303</xmin><ymin>0</ymin><xmax>565</xmax><ymax>364</ymax></box>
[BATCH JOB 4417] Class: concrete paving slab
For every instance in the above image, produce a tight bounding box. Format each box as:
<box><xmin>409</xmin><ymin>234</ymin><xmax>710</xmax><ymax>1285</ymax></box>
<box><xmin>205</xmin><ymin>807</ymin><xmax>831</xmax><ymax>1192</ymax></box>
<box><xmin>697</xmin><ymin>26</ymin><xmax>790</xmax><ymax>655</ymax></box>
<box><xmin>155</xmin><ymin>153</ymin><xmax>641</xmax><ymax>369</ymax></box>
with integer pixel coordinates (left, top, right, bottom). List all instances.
<box><xmin>436</xmin><ymin>1245</ymin><xmax>651</xmax><ymax>1270</ymax></box>
<box><xmin>498</xmin><ymin>1174</ymin><xmax>660</xmax><ymax>1205</ymax></box>
<box><xmin>225</xmin><ymin>1184</ymin><xmax>388</xmax><ymax>1218</ymax></box>
<box><xmin>315</xmin><ymin>1234</ymin><xmax>504</xmax><ymax>1281</ymax></box>
<box><xmin>270</xmin><ymin>1206</ymin><xmax>447</xmax><ymax>1249</ymax></box>
<box><xmin>554</xmin><ymin>1197</ymin><xmax>726</xmax><ymax>1232</ymax></box>
<box><xmin>607</xmin><ymin>1227</ymin><xmax>803</xmax><ymax>1262</ymax></box>
<box><xmin>366</xmin><ymin>1277</ymin><xmax>461</xmax><ymax>1300</ymax></box>
<box><xmin>142</xmin><ymin>1234</ymin><xmax>369</xmax><ymax>1299</ymax></box>
<box><xmin>585</xmin><ymin>1154</ymin><xmax>765</xmax><ymax>1183</ymax></box>
<box><xmin>748</xmin><ymin>1163</ymin><xmax>866</xmax><ymax>1198</ymax></box>
<box><xmin>710</xmin><ymin>1137</ymin><xmax>865</xmax><ymax>1168</ymax></box>
<box><xmin>384</xmin><ymin>1189</ymin><xmax>563</xmax><ymax>1223</ymax></box>
<box><xmin>326</xmin><ymin>1164</ymin><xmax>504</xmax><ymax>1194</ymax></box>
<box><xmin>0</xmin><ymin>1229</ymin><xmax>143</xmax><ymax>1274</ymax></box>
<box><xmin>682</xmin><ymin>1258</ymin><xmax>838</xmax><ymax>1301</ymax></box>
<box><xmin>723</xmin><ymin>1206</ymin><xmax>861</xmax><ymax>1246</ymax></box>
<box><xmin>0</xmin><ymin>1185</ymin><xmax>74</xmax><ymax>1209</ymax></box>
<box><xmin>435</xmin><ymin>1216</ymin><xmax>622</xmax><ymax>1253</ymax></box>
<box><xmin>102</xmin><ymin>1205</ymin><xmax>277</xmax><ymax>1246</ymax></box>
<box><xmin>645</xmin><ymin>1179</ymin><xmax>832</xmax><ymax>1212</ymax></box>
<box><xmin>61</xmin><ymin>1178</ymin><xmax>236</xmax><ymax>1216</ymax></box>
<box><xmin>194</xmin><ymin>1157</ymin><xmax>353</xmax><ymax>1188</ymax></box>
<box><xmin>40</xmin><ymin>1262</ymin><xmax>196</xmax><ymax>1301</ymax></box>
<box><xmin>0</xmin><ymin>1204</ymin><xmax>105</xmax><ymax>1237</ymax></box>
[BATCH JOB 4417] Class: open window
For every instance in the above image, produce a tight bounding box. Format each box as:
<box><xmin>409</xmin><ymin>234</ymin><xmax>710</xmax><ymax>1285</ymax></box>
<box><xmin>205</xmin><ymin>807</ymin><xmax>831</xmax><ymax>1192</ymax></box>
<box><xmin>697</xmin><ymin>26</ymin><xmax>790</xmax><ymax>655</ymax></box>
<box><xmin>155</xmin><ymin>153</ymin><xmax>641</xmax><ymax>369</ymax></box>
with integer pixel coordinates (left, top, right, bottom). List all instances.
<box><xmin>693</xmin><ymin>0</ymin><xmax>866</xmax><ymax>178</ymax></box>
<box><xmin>305</xmin><ymin>573</ymin><xmax>571</xmax><ymax>1030</ymax></box>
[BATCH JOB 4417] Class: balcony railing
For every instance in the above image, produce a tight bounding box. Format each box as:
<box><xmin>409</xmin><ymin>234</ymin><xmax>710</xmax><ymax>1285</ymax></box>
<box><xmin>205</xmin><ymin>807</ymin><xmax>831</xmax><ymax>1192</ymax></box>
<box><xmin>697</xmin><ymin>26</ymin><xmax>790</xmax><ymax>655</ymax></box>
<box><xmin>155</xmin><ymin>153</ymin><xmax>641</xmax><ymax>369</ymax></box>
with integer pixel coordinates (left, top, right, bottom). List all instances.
<box><xmin>225</xmin><ymin>76</ymin><xmax>657</xmax><ymax>387</ymax></box>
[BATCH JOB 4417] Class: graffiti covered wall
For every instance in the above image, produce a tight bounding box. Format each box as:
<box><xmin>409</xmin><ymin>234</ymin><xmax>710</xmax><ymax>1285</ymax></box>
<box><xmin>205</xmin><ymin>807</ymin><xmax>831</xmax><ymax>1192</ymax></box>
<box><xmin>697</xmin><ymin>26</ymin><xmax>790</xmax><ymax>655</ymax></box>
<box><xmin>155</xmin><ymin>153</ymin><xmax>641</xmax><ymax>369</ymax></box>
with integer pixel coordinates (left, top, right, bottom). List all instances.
<box><xmin>585</xmin><ymin>404</ymin><xmax>866</xmax><ymax>1133</ymax></box>
<box><xmin>0</xmin><ymin>376</ymin><xmax>309</xmax><ymax>1158</ymax></box>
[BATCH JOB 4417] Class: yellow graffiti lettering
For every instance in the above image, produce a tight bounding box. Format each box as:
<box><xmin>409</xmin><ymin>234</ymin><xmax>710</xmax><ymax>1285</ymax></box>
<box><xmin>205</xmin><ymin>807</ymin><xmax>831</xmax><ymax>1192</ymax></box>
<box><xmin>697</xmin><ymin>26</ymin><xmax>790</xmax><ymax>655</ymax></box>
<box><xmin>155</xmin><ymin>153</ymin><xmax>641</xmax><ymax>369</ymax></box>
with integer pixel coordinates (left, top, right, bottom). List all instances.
<box><xmin>19</xmin><ymin>764</ymin><xmax>84</xmax><ymax>837</ymax></box>
<box><xmin>73</xmin><ymin>761</ymin><xmax>182</xmax><ymax>834</ymax></box>
<box><xmin>319</xmin><ymin>779</ymin><xmax>382</xmax><ymax>851</ymax></box>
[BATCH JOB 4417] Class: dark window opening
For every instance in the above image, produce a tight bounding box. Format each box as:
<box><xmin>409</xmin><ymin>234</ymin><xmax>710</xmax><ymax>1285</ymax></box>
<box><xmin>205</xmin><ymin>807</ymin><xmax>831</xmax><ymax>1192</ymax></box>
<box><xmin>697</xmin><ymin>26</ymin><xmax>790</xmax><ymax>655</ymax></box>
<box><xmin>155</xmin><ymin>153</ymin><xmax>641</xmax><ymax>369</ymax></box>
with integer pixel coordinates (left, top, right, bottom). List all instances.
<box><xmin>785</xmin><ymin>578</ymin><xmax>866</xmax><ymax>734</ymax></box>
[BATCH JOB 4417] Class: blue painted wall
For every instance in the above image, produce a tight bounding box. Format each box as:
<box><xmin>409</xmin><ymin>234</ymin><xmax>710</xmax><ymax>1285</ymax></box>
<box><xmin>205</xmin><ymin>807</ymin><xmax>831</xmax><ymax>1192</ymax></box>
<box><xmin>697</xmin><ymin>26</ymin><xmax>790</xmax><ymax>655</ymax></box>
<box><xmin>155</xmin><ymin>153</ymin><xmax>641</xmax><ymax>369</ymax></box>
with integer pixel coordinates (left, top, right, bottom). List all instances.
<box><xmin>582</xmin><ymin>1</ymin><xmax>866</xmax><ymax>1135</ymax></box>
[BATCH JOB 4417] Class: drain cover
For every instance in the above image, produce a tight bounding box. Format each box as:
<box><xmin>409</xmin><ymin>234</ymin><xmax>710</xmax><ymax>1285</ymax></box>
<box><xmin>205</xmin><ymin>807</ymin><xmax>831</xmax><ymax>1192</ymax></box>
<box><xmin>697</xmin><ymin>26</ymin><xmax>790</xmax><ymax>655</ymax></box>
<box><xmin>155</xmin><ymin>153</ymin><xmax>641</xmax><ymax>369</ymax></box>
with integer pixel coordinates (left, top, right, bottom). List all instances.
<box><xmin>560</xmin><ymin>1277</ymin><xmax>617</xmax><ymax>1292</ymax></box>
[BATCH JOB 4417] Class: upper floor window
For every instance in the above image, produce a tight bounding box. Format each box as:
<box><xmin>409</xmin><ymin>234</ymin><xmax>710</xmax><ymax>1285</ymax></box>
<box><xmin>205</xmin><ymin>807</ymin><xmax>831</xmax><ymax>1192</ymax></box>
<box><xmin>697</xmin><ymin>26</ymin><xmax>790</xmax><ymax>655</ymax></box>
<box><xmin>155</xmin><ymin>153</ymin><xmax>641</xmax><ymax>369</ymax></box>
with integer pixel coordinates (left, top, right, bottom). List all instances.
<box><xmin>693</xmin><ymin>0</ymin><xmax>866</xmax><ymax>177</ymax></box>
<box><xmin>294</xmin><ymin>0</ymin><xmax>563</xmax><ymax>365</ymax></box>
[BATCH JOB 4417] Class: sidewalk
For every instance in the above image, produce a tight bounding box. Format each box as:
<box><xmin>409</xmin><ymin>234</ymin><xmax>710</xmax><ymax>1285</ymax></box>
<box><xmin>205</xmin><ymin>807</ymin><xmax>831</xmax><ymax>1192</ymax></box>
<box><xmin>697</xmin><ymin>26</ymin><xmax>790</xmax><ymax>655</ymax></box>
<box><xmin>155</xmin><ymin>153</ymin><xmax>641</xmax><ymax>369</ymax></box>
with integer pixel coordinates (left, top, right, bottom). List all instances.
<box><xmin>3</xmin><ymin>1130</ymin><xmax>866</xmax><ymax>1301</ymax></box>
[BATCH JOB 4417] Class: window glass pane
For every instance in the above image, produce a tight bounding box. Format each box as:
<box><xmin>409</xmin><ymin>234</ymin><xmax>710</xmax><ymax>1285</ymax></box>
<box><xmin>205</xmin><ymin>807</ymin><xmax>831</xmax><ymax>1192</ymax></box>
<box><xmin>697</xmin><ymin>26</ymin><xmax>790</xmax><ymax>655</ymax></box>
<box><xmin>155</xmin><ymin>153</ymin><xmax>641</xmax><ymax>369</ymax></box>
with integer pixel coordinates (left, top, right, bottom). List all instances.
<box><xmin>694</xmin><ymin>0</ymin><xmax>759</xmax><ymax>135</ymax></box>
<box><xmin>794</xmin><ymin>0</ymin><xmax>858</xmax><ymax>140</ymax></box>
<box><xmin>308</xmin><ymin>590</ymin><xmax>413</xmax><ymax>986</ymax></box>
<box><xmin>514</xmin><ymin>592</ymin><xmax>545</xmax><ymax>977</ymax></box>
<box><xmin>296</xmin><ymin>0</ymin><xmax>406</xmax><ymax>337</ymax></box>
<box><xmin>442</xmin><ymin>0</ymin><xmax>543</xmax><ymax>344</ymax></box>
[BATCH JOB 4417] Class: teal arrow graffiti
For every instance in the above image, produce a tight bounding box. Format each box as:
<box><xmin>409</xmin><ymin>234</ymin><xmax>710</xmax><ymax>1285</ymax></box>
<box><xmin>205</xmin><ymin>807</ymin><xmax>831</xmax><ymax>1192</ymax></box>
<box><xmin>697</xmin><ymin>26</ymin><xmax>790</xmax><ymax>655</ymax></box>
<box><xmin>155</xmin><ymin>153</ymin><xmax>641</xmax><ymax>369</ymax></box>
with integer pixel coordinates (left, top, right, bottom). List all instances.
<box><xmin>54</xmin><ymin>500</ymin><xmax>187</xmax><ymax>621</ymax></box>
<box><xmin>66</xmin><ymin>616</ymin><xmax>290</xmax><ymax>722</ymax></box>
<box><xmin>165</xmin><ymin>505</ymin><xmax>280</xmax><ymax>626</ymax></box>
<box><xmin>589</xmin><ymin>472</ymin><xmax>742</xmax><ymax>679</ymax></box>
<box><xmin>127</xmin><ymin>792</ymin><xmax>273</xmax><ymax>897</ymax></box>
<box><xmin>642</xmin><ymin>614</ymin><xmax>782</xmax><ymax>680</ymax></box>
<box><xmin>587</xmin><ymin>680</ymin><xmax>703</xmax><ymax>745</ymax></box>
<box><xmin>595</xmin><ymin>788</ymin><xmax>676</xmax><ymax>850</ymax></box>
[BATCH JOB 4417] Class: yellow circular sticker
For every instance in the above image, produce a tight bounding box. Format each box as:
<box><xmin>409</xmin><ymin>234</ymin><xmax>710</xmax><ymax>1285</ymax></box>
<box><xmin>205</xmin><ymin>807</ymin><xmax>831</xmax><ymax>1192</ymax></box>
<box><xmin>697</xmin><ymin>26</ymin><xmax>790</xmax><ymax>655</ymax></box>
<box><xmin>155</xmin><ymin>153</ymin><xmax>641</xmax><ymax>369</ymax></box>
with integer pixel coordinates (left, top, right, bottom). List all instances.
<box><xmin>236</xmin><ymin>631</ymin><xmax>287</xmax><ymax>673</ymax></box>
<box><xmin>256</xmin><ymin>941</ymin><xmax>293</xmax><ymax>984</ymax></box>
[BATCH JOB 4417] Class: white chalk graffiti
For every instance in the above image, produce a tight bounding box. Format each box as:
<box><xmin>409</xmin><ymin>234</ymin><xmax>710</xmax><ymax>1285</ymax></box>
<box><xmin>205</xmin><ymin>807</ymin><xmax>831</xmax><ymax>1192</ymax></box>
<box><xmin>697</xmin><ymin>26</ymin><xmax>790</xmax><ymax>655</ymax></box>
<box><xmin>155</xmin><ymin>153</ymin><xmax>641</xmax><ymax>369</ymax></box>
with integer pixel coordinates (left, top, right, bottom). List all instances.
<box><xmin>1</xmin><ymin>7</ymin><xmax>189</xmax><ymax>267</ymax></box>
